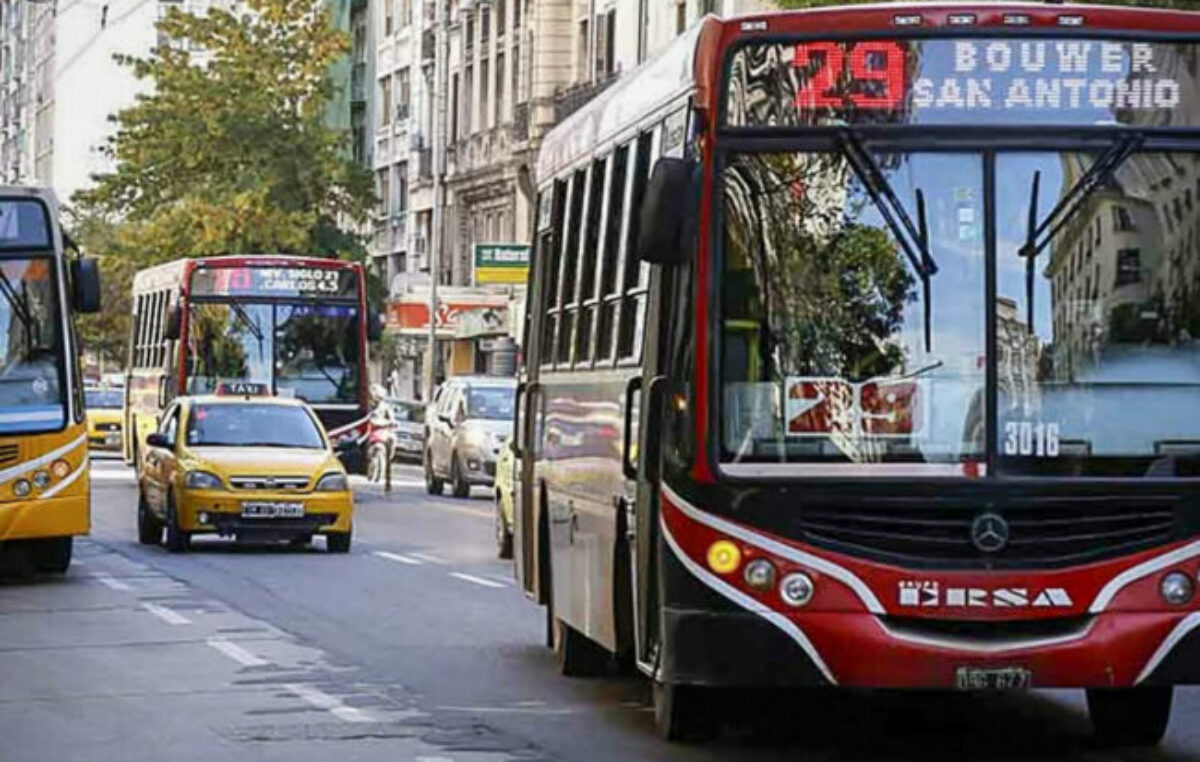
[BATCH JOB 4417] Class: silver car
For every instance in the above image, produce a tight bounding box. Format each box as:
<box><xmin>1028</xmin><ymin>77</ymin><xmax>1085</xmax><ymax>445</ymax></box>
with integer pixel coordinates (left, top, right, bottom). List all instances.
<box><xmin>423</xmin><ymin>376</ymin><xmax>516</xmax><ymax>498</ymax></box>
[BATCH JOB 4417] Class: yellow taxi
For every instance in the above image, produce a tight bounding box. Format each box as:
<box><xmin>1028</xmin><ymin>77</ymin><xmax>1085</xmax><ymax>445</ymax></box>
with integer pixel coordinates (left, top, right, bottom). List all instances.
<box><xmin>85</xmin><ymin>386</ymin><xmax>125</xmax><ymax>451</ymax></box>
<box><xmin>135</xmin><ymin>383</ymin><xmax>354</xmax><ymax>553</ymax></box>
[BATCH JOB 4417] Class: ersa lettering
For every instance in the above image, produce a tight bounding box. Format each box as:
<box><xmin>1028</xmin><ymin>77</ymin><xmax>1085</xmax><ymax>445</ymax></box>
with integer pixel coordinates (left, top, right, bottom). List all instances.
<box><xmin>912</xmin><ymin>41</ymin><xmax>1182</xmax><ymax>112</ymax></box>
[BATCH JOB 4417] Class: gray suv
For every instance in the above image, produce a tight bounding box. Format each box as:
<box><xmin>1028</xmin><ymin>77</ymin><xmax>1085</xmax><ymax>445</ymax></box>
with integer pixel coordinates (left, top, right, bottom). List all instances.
<box><xmin>423</xmin><ymin>376</ymin><xmax>516</xmax><ymax>497</ymax></box>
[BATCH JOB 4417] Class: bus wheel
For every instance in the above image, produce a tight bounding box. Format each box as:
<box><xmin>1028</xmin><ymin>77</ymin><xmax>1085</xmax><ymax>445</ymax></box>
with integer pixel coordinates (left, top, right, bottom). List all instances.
<box><xmin>164</xmin><ymin>494</ymin><xmax>190</xmax><ymax>553</ymax></box>
<box><xmin>450</xmin><ymin>454</ymin><xmax>470</xmax><ymax>498</ymax></box>
<box><xmin>424</xmin><ymin>453</ymin><xmax>444</xmax><ymax>495</ymax></box>
<box><xmin>326</xmin><ymin>530</ymin><xmax>352</xmax><ymax>554</ymax></box>
<box><xmin>653</xmin><ymin>681</ymin><xmax>718</xmax><ymax>743</ymax></box>
<box><xmin>137</xmin><ymin>492</ymin><xmax>163</xmax><ymax>545</ymax></box>
<box><xmin>553</xmin><ymin>618</ymin><xmax>609</xmax><ymax>677</ymax></box>
<box><xmin>1088</xmin><ymin>686</ymin><xmax>1173</xmax><ymax>746</ymax></box>
<box><xmin>30</xmin><ymin>537</ymin><xmax>72</xmax><ymax>574</ymax></box>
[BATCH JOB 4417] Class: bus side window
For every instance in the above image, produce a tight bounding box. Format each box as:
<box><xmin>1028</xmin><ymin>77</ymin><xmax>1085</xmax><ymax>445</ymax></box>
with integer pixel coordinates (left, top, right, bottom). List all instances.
<box><xmin>616</xmin><ymin>128</ymin><xmax>657</xmax><ymax>362</ymax></box>
<box><xmin>557</xmin><ymin>167</ymin><xmax>587</xmax><ymax>366</ymax></box>
<box><xmin>540</xmin><ymin>179</ymin><xmax>567</xmax><ymax>369</ymax></box>
<box><xmin>574</xmin><ymin>157</ymin><xmax>607</xmax><ymax>367</ymax></box>
<box><xmin>596</xmin><ymin>144</ymin><xmax>630</xmax><ymax>364</ymax></box>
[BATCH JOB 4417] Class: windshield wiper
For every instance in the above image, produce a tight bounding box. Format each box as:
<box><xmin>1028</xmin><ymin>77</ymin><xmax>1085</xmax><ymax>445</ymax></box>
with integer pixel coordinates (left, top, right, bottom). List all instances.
<box><xmin>838</xmin><ymin>130</ymin><xmax>939</xmax><ymax>352</ymax></box>
<box><xmin>0</xmin><ymin>269</ymin><xmax>37</xmax><ymax>350</ymax></box>
<box><xmin>1018</xmin><ymin>132</ymin><xmax>1144</xmax><ymax>330</ymax></box>
<box><xmin>224</xmin><ymin>295</ymin><xmax>264</xmax><ymax>343</ymax></box>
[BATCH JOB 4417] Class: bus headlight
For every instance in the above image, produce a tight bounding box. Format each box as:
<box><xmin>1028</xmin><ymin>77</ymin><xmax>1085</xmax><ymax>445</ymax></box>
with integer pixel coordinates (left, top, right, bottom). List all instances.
<box><xmin>315</xmin><ymin>472</ymin><xmax>349</xmax><ymax>491</ymax></box>
<box><xmin>780</xmin><ymin>572</ymin><xmax>815</xmax><ymax>608</ymax></box>
<box><xmin>185</xmin><ymin>470</ymin><xmax>223</xmax><ymax>489</ymax></box>
<box><xmin>1160</xmin><ymin>572</ymin><xmax>1194</xmax><ymax>606</ymax></box>
<box><xmin>743</xmin><ymin>559</ymin><xmax>776</xmax><ymax>591</ymax></box>
<box><xmin>12</xmin><ymin>479</ymin><xmax>31</xmax><ymax>497</ymax></box>
<box><xmin>706</xmin><ymin>540</ymin><xmax>741</xmax><ymax>575</ymax></box>
<box><xmin>51</xmin><ymin>460</ymin><xmax>70</xmax><ymax>479</ymax></box>
<box><xmin>32</xmin><ymin>470</ymin><xmax>51</xmax><ymax>489</ymax></box>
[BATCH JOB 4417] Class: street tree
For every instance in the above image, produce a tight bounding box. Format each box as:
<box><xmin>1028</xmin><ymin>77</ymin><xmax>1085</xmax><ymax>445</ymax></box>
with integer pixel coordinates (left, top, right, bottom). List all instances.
<box><xmin>72</xmin><ymin>0</ymin><xmax>376</xmax><ymax>366</ymax></box>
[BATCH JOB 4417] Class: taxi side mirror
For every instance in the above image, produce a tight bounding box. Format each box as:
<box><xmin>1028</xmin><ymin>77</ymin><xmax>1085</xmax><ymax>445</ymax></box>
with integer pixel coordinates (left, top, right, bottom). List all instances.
<box><xmin>146</xmin><ymin>432</ymin><xmax>172</xmax><ymax>450</ymax></box>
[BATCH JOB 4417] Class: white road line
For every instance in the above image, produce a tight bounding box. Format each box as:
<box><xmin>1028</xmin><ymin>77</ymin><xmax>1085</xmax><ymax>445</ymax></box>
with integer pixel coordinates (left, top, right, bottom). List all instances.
<box><xmin>88</xmin><ymin>470</ymin><xmax>136</xmax><ymax>481</ymax></box>
<box><xmin>92</xmin><ymin>573</ymin><xmax>131</xmax><ymax>591</ymax></box>
<box><xmin>206</xmin><ymin>637</ymin><xmax>268</xmax><ymax>667</ymax></box>
<box><xmin>449</xmin><ymin>572</ymin><xmax>506</xmax><ymax>589</ymax></box>
<box><xmin>141</xmin><ymin>602</ymin><xmax>191</xmax><ymax>625</ymax></box>
<box><xmin>283</xmin><ymin>683</ymin><xmax>375</xmax><ymax>723</ymax></box>
<box><xmin>373</xmin><ymin>551</ymin><xmax>422</xmax><ymax>565</ymax></box>
<box><xmin>408</xmin><ymin>552</ymin><xmax>446</xmax><ymax>564</ymax></box>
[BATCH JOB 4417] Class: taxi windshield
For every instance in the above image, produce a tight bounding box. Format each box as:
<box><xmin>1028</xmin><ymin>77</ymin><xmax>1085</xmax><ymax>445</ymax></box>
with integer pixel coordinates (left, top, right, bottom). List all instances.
<box><xmin>185</xmin><ymin>403</ymin><xmax>325</xmax><ymax>449</ymax></box>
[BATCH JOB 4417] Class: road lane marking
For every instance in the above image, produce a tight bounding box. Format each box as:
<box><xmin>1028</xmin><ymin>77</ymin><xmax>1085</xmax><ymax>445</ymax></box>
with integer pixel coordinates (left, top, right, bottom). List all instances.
<box><xmin>408</xmin><ymin>552</ymin><xmax>446</xmax><ymax>564</ymax></box>
<box><xmin>92</xmin><ymin>573</ymin><xmax>131</xmax><ymax>591</ymax></box>
<box><xmin>206</xmin><ymin>637</ymin><xmax>268</xmax><ymax>667</ymax></box>
<box><xmin>449</xmin><ymin>572</ymin><xmax>505</xmax><ymax>589</ymax></box>
<box><xmin>141</xmin><ymin>602</ymin><xmax>191</xmax><ymax>625</ymax></box>
<box><xmin>88</xmin><ymin>469</ymin><xmax>136</xmax><ymax>482</ymax></box>
<box><xmin>283</xmin><ymin>683</ymin><xmax>374</xmax><ymax>723</ymax></box>
<box><xmin>373</xmin><ymin>551</ymin><xmax>422</xmax><ymax>565</ymax></box>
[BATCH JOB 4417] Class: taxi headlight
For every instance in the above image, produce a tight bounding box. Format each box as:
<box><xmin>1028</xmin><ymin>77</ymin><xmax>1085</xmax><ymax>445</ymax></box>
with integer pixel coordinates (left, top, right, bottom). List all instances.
<box><xmin>185</xmin><ymin>470</ymin><xmax>223</xmax><ymax>489</ymax></box>
<box><xmin>315</xmin><ymin>472</ymin><xmax>349</xmax><ymax>492</ymax></box>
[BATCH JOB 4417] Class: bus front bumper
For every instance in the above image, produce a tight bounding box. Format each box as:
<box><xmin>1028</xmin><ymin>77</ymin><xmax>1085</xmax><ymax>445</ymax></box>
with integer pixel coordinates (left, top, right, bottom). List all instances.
<box><xmin>177</xmin><ymin>489</ymin><xmax>353</xmax><ymax>539</ymax></box>
<box><xmin>0</xmin><ymin>494</ymin><xmax>89</xmax><ymax>542</ymax></box>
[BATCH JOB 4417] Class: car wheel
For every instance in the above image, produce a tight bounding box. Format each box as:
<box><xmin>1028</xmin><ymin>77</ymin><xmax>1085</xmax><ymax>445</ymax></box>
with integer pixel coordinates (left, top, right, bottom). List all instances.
<box><xmin>1088</xmin><ymin>686</ymin><xmax>1173</xmax><ymax>747</ymax></box>
<box><xmin>164</xmin><ymin>493</ymin><xmax>190</xmax><ymax>553</ymax></box>
<box><xmin>30</xmin><ymin>536</ymin><xmax>72</xmax><ymax>574</ymax></box>
<box><xmin>424</xmin><ymin>452</ymin><xmax>443</xmax><ymax>495</ymax></box>
<box><xmin>326</xmin><ymin>530</ymin><xmax>352</xmax><ymax>554</ymax></box>
<box><xmin>137</xmin><ymin>491</ymin><xmax>163</xmax><ymax>546</ymax></box>
<box><xmin>450</xmin><ymin>453</ymin><xmax>470</xmax><ymax>498</ymax></box>
<box><xmin>495</xmin><ymin>495</ymin><xmax>513</xmax><ymax>560</ymax></box>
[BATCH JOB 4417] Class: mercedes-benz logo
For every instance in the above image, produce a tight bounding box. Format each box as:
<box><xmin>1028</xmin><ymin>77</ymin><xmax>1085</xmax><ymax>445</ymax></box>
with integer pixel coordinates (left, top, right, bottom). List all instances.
<box><xmin>970</xmin><ymin>513</ymin><xmax>1010</xmax><ymax>553</ymax></box>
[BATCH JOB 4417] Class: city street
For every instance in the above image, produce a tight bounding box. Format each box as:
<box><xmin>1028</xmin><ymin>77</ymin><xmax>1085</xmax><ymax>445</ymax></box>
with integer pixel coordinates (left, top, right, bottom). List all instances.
<box><xmin>1</xmin><ymin>457</ymin><xmax>1199</xmax><ymax>762</ymax></box>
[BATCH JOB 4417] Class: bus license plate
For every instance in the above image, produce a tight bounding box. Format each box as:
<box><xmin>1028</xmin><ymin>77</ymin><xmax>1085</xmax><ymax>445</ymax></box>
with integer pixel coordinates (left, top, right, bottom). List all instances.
<box><xmin>955</xmin><ymin>667</ymin><xmax>1031</xmax><ymax>691</ymax></box>
<box><xmin>241</xmin><ymin>501</ymin><xmax>304</xmax><ymax>519</ymax></box>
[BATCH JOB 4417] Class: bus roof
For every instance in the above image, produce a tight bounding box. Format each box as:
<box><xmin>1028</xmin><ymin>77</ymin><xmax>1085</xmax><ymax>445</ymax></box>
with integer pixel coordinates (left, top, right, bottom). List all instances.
<box><xmin>536</xmin><ymin>3</ymin><xmax>1200</xmax><ymax>180</ymax></box>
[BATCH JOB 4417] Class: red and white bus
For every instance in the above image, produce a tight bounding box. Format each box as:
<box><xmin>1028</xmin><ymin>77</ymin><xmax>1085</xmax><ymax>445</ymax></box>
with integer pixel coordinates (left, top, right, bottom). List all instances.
<box><xmin>124</xmin><ymin>255</ymin><xmax>379</xmax><ymax>471</ymax></box>
<box><xmin>513</xmin><ymin>3</ymin><xmax>1200</xmax><ymax>746</ymax></box>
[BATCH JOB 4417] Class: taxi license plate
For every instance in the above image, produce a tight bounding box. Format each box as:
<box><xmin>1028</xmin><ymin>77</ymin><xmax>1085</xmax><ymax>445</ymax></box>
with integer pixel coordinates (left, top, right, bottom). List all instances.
<box><xmin>241</xmin><ymin>501</ymin><xmax>304</xmax><ymax>519</ymax></box>
<box><xmin>955</xmin><ymin>667</ymin><xmax>1031</xmax><ymax>691</ymax></box>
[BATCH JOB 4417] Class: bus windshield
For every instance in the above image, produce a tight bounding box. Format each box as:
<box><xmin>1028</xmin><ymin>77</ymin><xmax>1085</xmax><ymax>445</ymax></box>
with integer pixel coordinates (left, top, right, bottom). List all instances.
<box><xmin>0</xmin><ymin>257</ymin><xmax>64</xmax><ymax>433</ymax></box>
<box><xmin>186</xmin><ymin>302</ymin><xmax>360</xmax><ymax>405</ymax></box>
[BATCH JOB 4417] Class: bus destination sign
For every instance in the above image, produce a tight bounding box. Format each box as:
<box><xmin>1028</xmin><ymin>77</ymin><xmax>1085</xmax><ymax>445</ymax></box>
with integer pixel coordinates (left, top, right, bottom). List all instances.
<box><xmin>725</xmin><ymin>38</ymin><xmax>1200</xmax><ymax>128</ymax></box>
<box><xmin>190</xmin><ymin>265</ymin><xmax>358</xmax><ymax>299</ymax></box>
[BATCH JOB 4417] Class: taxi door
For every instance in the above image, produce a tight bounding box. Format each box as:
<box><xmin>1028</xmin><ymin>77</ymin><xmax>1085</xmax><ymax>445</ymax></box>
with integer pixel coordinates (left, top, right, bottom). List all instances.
<box><xmin>143</xmin><ymin>403</ymin><xmax>182</xmax><ymax>519</ymax></box>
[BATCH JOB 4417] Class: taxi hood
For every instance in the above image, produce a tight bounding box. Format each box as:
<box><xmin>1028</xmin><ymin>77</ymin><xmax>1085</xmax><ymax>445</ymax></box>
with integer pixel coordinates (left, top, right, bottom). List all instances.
<box><xmin>186</xmin><ymin>447</ymin><xmax>339</xmax><ymax>477</ymax></box>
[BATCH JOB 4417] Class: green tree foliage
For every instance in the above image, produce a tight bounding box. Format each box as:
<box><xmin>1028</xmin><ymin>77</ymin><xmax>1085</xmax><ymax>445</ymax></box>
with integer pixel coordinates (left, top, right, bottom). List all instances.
<box><xmin>72</xmin><ymin>0</ymin><xmax>376</xmax><ymax>365</ymax></box>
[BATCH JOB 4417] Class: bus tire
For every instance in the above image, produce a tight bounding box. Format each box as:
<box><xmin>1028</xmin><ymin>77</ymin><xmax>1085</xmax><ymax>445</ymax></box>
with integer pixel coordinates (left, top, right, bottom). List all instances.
<box><xmin>450</xmin><ymin>453</ymin><xmax>470</xmax><ymax>498</ymax></box>
<box><xmin>164</xmin><ymin>494</ymin><xmax>190</xmax><ymax>553</ymax></box>
<box><xmin>30</xmin><ymin>536</ymin><xmax>72</xmax><ymax>574</ymax></box>
<box><xmin>553</xmin><ymin>618</ymin><xmax>609</xmax><ymax>677</ymax></box>
<box><xmin>326</xmin><ymin>530</ymin><xmax>352</xmax><ymax>554</ymax></box>
<box><xmin>137</xmin><ymin>492</ymin><xmax>163</xmax><ymax>545</ymax></box>
<box><xmin>653</xmin><ymin>681</ymin><xmax>718</xmax><ymax>743</ymax></box>
<box><xmin>424</xmin><ymin>452</ymin><xmax>444</xmax><ymax>495</ymax></box>
<box><xmin>1088</xmin><ymin>686</ymin><xmax>1172</xmax><ymax>747</ymax></box>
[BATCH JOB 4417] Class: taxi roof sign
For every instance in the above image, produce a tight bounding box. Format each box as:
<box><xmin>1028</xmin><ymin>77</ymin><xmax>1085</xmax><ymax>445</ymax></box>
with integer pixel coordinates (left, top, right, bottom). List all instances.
<box><xmin>215</xmin><ymin>381</ymin><xmax>270</xmax><ymax>397</ymax></box>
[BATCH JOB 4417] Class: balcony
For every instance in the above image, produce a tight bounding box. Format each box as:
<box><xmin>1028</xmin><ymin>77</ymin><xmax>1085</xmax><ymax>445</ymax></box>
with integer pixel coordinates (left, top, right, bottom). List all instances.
<box><xmin>417</xmin><ymin>148</ymin><xmax>432</xmax><ymax>180</ymax></box>
<box><xmin>553</xmin><ymin>73</ymin><xmax>619</xmax><ymax>124</ymax></box>
<box><xmin>510</xmin><ymin>101</ymin><xmax>529</xmax><ymax>144</ymax></box>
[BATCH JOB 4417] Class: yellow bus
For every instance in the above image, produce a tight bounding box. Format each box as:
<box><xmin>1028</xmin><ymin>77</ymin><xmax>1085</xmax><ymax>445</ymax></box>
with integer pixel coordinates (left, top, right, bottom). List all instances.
<box><xmin>0</xmin><ymin>187</ymin><xmax>101</xmax><ymax>573</ymax></box>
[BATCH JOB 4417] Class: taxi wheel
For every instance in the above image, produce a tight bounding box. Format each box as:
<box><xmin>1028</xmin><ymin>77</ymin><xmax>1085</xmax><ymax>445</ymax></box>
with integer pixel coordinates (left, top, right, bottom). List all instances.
<box><xmin>1088</xmin><ymin>686</ymin><xmax>1173</xmax><ymax>747</ymax></box>
<box><xmin>326</xmin><ymin>531</ymin><xmax>352</xmax><ymax>554</ymax></box>
<box><xmin>137</xmin><ymin>493</ymin><xmax>163</xmax><ymax>546</ymax></box>
<box><xmin>424</xmin><ymin>453</ymin><xmax>444</xmax><ymax>495</ymax></box>
<box><xmin>450</xmin><ymin>455</ymin><xmax>470</xmax><ymax>498</ymax></box>
<box><xmin>30</xmin><ymin>536</ymin><xmax>72</xmax><ymax>574</ymax></box>
<box><xmin>164</xmin><ymin>495</ymin><xmax>190</xmax><ymax>553</ymax></box>
<box><xmin>653</xmin><ymin>681</ymin><xmax>719</xmax><ymax>743</ymax></box>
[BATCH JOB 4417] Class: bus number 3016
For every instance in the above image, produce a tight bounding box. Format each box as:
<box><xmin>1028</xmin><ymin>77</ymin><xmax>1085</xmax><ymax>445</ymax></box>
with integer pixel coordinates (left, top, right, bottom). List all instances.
<box><xmin>1004</xmin><ymin>421</ymin><xmax>1061</xmax><ymax>458</ymax></box>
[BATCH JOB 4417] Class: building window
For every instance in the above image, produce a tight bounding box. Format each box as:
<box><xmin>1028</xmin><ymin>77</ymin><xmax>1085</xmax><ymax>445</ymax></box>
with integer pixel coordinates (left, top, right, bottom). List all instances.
<box><xmin>480</xmin><ymin>58</ymin><xmax>490</xmax><ymax>129</ymax></box>
<box><xmin>676</xmin><ymin>1</ymin><xmax>686</xmax><ymax>35</ymax></box>
<box><xmin>1116</xmin><ymin>248</ymin><xmax>1142</xmax><ymax>287</ymax></box>
<box><xmin>513</xmin><ymin>0</ymin><xmax>521</xmax><ymax>32</ymax></box>
<box><xmin>512</xmin><ymin>45</ymin><xmax>521</xmax><ymax>104</ymax></box>
<box><xmin>495</xmin><ymin>52</ymin><xmax>505</xmax><ymax>124</ymax></box>
<box><xmin>595</xmin><ymin>9</ymin><xmax>615</xmax><ymax>77</ymax></box>
<box><xmin>379</xmin><ymin>76</ymin><xmax>392</xmax><ymax>127</ymax></box>
<box><xmin>396</xmin><ymin>67</ymin><xmax>411</xmax><ymax>121</ymax></box>
<box><xmin>466</xmin><ymin>14</ymin><xmax>474</xmax><ymax>53</ymax></box>
<box><xmin>480</xmin><ymin>6</ymin><xmax>489</xmax><ymax>47</ymax></box>
<box><xmin>497</xmin><ymin>0</ymin><xmax>505</xmax><ymax>37</ymax></box>
<box><xmin>394</xmin><ymin>161</ymin><xmax>408</xmax><ymax>215</ymax></box>
<box><xmin>577</xmin><ymin>18</ymin><xmax>589</xmax><ymax>82</ymax></box>
<box><xmin>1112</xmin><ymin>205</ymin><xmax>1136</xmax><ymax>232</ymax></box>
<box><xmin>399</xmin><ymin>0</ymin><xmax>410</xmax><ymax>28</ymax></box>
<box><xmin>377</xmin><ymin>169</ymin><xmax>391</xmax><ymax>215</ymax></box>
<box><xmin>450</xmin><ymin>72</ymin><xmax>460</xmax><ymax>141</ymax></box>
<box><xmin>384</xmin><ymin>0</ymin><xmax>393</xmax><ymax>36</ymax></box>
<box><xmin>464</xmin><ymin>64</ymin><xmax>473</xmax><ymax>134</ymax></box>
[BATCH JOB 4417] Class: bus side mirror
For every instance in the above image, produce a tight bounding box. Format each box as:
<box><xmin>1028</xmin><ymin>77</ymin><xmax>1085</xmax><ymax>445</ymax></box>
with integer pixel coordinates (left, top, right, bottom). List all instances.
<box><xmin>164</xmin><ymin>304</ymin><xmax>181</xmax><ymax>341</ymax></box>
<box><xmin>71</xmin><ymin>257</ymin><xmax>101</xmax><ymax>314</ymax></box>
<box><xmin>367</xmin><ymin>312</ymin><xmax>384</xmax><ymax>341</ymax></box>
<box><xmin>636</xmin><ymin>157</ymin><xmax>693</xmax><ymax>267</ymax></box>
<box><xmin>146</xmin><ymin>432</ymin><xmax>171</xmax><ymax>449</ymax></box>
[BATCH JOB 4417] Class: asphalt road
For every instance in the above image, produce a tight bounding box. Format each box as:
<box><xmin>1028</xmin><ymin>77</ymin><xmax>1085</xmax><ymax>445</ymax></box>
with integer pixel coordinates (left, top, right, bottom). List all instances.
<box><xmin>2</xmin><ymin>456</ymin><xmax>1200</xmax><ymax>761</ymax></box>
